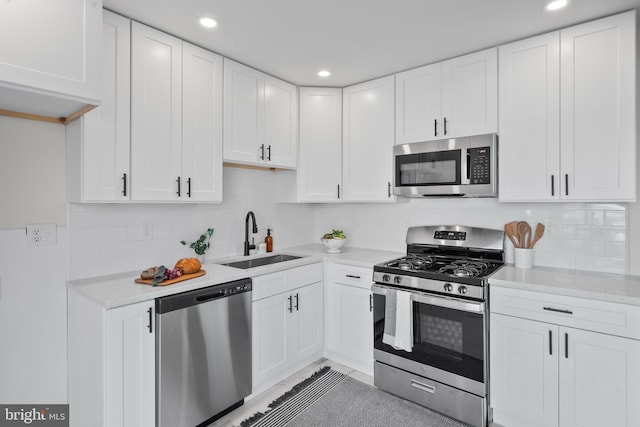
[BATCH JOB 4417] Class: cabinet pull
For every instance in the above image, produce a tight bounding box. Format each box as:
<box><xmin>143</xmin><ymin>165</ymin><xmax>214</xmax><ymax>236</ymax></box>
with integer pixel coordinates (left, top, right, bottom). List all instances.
<box><xmin>551</xmin><ymin>175</ymin><xmax>555</xmax><ymax>196</ymax></box>
<box><xmin>337</xmin><ymin>184</ymin><xmax>341</xmax><ymax>199</ymax></box>
<box><xmin>122</xmin><ymin>173</ymin><xmax>127</xmax><ymax>197</ymax></box>
<box><xmin>176</xmin><ymin>176</ymin><xmax>181</xmax><ymax>197</ymax></box>
<box><xmin>410</xmin><ymin>379</ymin><xmax>436</xmax><ymax>394</ymax></box>
<box><xmin>543</xmin><ymin>307</ymin><xmax>573</xmax><ymax>315</ymax></box>
<box><xmin>549</xmin><ymin>330</ymin><xmax>552</xmax><ymax>355</ymax></box>
<box><xmin>565</xmin><ymin>333</ymin><xmax>569</xmax><ymax>358</ymax></box>
<box><xmin>565</xmin><ymin>174</ymin><xmax>569</xmax><ymax>196</ymax></box>
<box><xmin>346</xmin><ymin>274</ymin><xmax>361</xmax><ymax>279</ymax></box>
<box><xmin>288</xmin><ymin>295</ymin><xmax>293</xmax><ymax>313</ymax></box>
<box><xmin>187</xmin><ymin>177</ymin><xmax>192</xmax><ymax>198</ymax></box>
<box><xmin>260</xmin><ymin>144</ymin><xmax>265</xmax><ymax>160</ymax></box>
<box><xmin>388</xmin><ymin>182</ymin><xmax>392</xmax><ymax>198</ymax></box>
<box><xmin>434</xmin><ymin>119</ymin><xmax>438</xmax><ymax>137</ymax></box>
<box><xmin>267</xmin><ymin>145</ymin><xmax>271</xmax><ymax>161</ymax></box>
<box><xmin>443</xmin><ymin>117</ymin><xmax>448</xmax><ymax>135</ymax></box>
<box><xmin>369</xmin><ymin>294</ymin><xmax>373</xmax><ymax>312</ymax></box>
<box><xmin>295</xmin><ymin>293</ymin><xmax>299</xmax><ymax>311</ymax></box>
<box><xmin>147</xmin><ymin>307</ymin><xmax>153</xmax><ymax>333</ymax></box>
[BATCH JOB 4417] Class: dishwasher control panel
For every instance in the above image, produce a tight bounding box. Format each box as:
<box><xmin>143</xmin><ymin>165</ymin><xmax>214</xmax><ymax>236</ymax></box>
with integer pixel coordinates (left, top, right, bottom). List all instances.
<box><xmin>156</xmin><ymin>278</ymin><xmax>252</xmax><ymax>314</ymax></box>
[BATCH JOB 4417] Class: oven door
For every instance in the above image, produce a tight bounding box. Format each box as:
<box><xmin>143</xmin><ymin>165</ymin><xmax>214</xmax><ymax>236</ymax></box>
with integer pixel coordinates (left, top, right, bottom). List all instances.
<box><xmin>372</xmin><ymin>284</ymin><xmax>485</xmax><ymax>393</ymax></box>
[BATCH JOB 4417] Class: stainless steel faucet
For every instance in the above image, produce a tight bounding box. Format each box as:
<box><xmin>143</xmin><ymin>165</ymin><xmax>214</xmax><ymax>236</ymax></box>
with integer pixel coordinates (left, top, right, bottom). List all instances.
<box><xmin>244</xmin><ymin>211</ymin><xmax>258</xmax><ymax>256</ymax></box>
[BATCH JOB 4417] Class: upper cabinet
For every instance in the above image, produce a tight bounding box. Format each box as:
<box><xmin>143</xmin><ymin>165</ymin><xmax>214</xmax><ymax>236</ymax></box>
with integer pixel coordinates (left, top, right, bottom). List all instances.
<box><xmin>499</xmin><ymin>11</ymin><xmax>636</xmax><ymax>202</ymax></box>
<box><xmin>343</xmin><ymin>76</ymin><xmax>396</xmax><ymax>202</ymax></box>
<box><xmin>395</xmin><ymin>48</ymin><xmax>497</xmax><ymax>144</ymax></box>
<box><xmin>0</xmin><ymin>0</ymin><xmax>102</xmax><ymax>122</ymax></box>
<box><xmin>224</xmin><ymin>59</ymin><xmax>297</xmax><ymax>169</ymax></box>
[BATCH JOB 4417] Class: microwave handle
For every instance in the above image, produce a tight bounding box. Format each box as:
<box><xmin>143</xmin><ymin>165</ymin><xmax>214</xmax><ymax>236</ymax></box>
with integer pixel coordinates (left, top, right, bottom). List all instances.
<box><xmin>461</xmin><ymin>149</ymin><xmax>470</xmax><ymax>185</ymax></box>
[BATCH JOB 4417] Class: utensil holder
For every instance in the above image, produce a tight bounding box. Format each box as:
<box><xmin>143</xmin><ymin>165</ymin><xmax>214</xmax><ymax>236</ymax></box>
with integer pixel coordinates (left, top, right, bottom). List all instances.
<box><xmin>514</xmin><ymin>248</ymin><xmax>533</xmax><ymax>269</ymax></box>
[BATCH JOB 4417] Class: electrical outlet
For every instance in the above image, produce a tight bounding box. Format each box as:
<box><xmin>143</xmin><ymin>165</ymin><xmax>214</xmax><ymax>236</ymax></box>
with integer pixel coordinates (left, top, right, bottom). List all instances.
<box><xmin>26</xmin><ymin>224</ymin><xmax>57</xmax><ymax>247</ymax></box>
<box><xmin>141</xmin><ymin>222</ymin><xmax>153</xmax><ymax>240</ymax></box>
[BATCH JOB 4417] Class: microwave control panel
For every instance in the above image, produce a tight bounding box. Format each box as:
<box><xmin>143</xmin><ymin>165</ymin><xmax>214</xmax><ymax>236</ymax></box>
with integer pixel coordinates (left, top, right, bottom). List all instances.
<box><xmin>468</xmin><ymin>147</ymin><xmax>491</xmax><ymax>185</ymax></box>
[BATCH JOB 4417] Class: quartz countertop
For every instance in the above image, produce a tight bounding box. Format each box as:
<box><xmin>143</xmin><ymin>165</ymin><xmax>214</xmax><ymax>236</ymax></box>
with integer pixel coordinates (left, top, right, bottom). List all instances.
<box><xmin>67</xmin><ymin>244</ymin><xmax>402</xmax><ymax>309</ymax></box>
<box><xmin>490</xmin><ymin>265</ymin><xmax>640</xmax><ymax>306</ymax></box>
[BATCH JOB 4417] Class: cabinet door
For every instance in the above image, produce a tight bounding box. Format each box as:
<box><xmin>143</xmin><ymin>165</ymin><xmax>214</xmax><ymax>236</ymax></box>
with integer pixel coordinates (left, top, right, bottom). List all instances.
<box><xmin>441</xmin><ymin>48</ymin><xmax>497</xmax><ymax>139</ymax></box>
<box><xmin>252</xmin><ymin>293</ymin><xmax>291</xmax><ymax>387</ymax></box>
<box><xmin>298</xmin><ymin>87</ymin><xmax>343</xmax><ymax>201</ymax></box>
<box><xmin>490</xmin><ymin>314</ymin><xmax>559</xmax><ymax>427</ymax></box>
<box><xmin>325</xmin><ymin>283</ymin><xmax>373</xmax><ymax>373</ymax></box>
<box><xmin>130</xmin><ymin>22</ymin><xmax>182</xmax><ymax>201</ymax></box>
<box><xmin>292</xmin><ymin>283</ymin><xmax>323</xmax><ymax>361</ymax></box>
<box><xmin>498</xmin><ymin>32</ymin><xmax>560</xmax><ymax>201</ymax></box>
<box><xmin>559</xmin><ymin>327</ymin><xmax>640</xmax><ymax>427</ymax></box>
<box><xmin>105</xmin><ymin>301</ymin><xmax>155</xmax><ymax>427</ymax></box>
<box><xmin>223</xmin><ymin>59</ymin><xmax>265</xmax><ymax>165</ymax></box>
<box><xmin>342</xmin><ymin>75</ymin><xmax>396</xmax><ymax>202</ymax></box>
<box><xmin>79</xmin><ymin>10</ymin><xmax>131</xmax><ymax>202</ymax></box>
<box><xmin>265</xmin><ymin>76</ymin><xmax>298</xmax><ymax>168</ymax></box>
<box><xmin>560</xmin><ymin>12</ymin><xmax>636</xmax><ymax>201</ymax></box>
<box><xmin>395</xmin><ymin>63</ymin><xmax>442</xmax><ymax>144</ymax></box>
<box><xmin>182</xmin><ymin>43</ymin><xmax>223</xmax><ymax>202</ymax></box>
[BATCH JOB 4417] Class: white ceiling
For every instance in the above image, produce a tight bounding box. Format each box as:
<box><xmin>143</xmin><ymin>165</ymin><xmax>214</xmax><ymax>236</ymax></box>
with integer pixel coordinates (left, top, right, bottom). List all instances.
<box><xmin>103</xmin><ymin>0</ymin><xmax>640</xmax><ymax>87</ymax></box>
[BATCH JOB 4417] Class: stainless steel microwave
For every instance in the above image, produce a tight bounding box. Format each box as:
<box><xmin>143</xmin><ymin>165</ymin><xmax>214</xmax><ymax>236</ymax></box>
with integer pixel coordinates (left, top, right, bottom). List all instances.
<box><xmin>393</xmin><ymin>134</ymin><xmax>498</xmax><ymax>197</ymax></box>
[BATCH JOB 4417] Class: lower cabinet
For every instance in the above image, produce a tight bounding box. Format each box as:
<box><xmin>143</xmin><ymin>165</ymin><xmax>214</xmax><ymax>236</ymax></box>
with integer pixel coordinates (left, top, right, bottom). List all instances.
<box><xmin>324</xmin><ymin>263</ymin><xmax>374</xmax><ymax>375</ymax></box>
<box><xmin>251</xmin><ymin>263</ymin><xmax>324</xmax><ymax>392</ymax></box>
<box><xmin>490</xmin><ymin>287</ymin><xmax>640</xmax><ymax>427</ymax></box>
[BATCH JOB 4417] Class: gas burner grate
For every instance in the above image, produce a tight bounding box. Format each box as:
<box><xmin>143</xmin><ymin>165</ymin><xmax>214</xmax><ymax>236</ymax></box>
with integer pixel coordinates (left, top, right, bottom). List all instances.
<box><xmin>438</xmin><ymin>260</ymin><xmax>490</xmax><ymax>278</ymax></box>
<box><xmin>388</xmin><ymin>255</ymin><xmax>434</xmax><ymax>271</ymax></box>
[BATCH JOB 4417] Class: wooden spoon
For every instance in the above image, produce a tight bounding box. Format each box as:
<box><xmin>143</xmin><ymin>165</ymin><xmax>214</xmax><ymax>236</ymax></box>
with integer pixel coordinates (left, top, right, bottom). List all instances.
<box><xmin>517</xmin><ymin>221</ymin><xmax>530</xmax><ymax>249</ymax></box>
<box><xmin>504</xmin><ymin>223</ymin><xmax>518</xmax><ymax>248</ymax></box>
<box><xmin>529</xmin><ymin>223</ymin><xmax>545</xmax><ymax>249</ymax></box>
<box><xmin>507</xmin><ymin>221</ymin><xmax>520</xmax><ymax>248</ymax></box>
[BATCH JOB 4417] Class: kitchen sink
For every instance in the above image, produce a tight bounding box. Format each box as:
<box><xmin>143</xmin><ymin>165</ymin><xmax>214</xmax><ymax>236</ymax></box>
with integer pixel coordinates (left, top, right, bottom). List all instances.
<box><xmin>220</xmin><ymin>254</ymin><xmax>303</xmax><ymax>269</ymax></box>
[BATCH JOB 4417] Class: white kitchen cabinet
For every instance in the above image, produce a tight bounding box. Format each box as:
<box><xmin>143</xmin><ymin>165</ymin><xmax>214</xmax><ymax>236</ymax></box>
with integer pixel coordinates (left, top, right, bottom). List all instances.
<box><xmin>130</xmin><ymin>23</ymin><xmax>223</xmax><ymax>202</ymax></box>
<box><xmin>324</xmin><ymin>264</ymin><xmax>374</xmax><ymax>375</ymax></box>
<box><xmin>66</xmin><ymin>10</ymin><xmax>131</xmax><ymax>202</ymax></box>
<box><xmin>0</xmin><ymin>0</ymin><xmax>101</xmax><ymax>121</ymax></box>
<box><xmin>342</xmin><ymin>76</ymin><xmax>396</xmax><ymax>202</ymax></box>
<box><xmin>490</xmin><ymin>286</ymin><xmax>640</xmax><ymax>427</ymax></box>
<box><xmin>223</xmin><ymin>59</ymin><xmax>297</xmax><ymax>169</ymax></box>
<box><xmin>68</xmin><ymin>290</ymin><xmax>155</xmax><ymax>427</ymax></box>
<box><xmin>297</xmin><ymin>87</ymin><xmax>343</xmax><ymax>202</ymax></box>
<box><xmin>251</xmin><ymin>263</ymin><xmax>324</xmax><ymax>392</ymax></box>
<box><xmin>395</xmin><ymin>48</ymin><xmax>497</xmax><ymax>144</ymax></box>
<box><xmin>499</xmin><ymin>11</ymin><xmax>636</xmax><ymax>202</ymax></box>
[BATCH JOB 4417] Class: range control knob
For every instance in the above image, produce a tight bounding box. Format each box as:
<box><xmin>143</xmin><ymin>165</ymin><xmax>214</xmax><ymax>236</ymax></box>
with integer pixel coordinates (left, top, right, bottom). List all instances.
<box><xmin>443</xmin><ymin>283</ymin><xmax>453</xmax><ymax>292</ymax></box>
<box><xmin>393</xmin><ymin>276</ymin><xmax>402</xmax><ymax>284</ymax></box>
<box><xmin>458</xmin><ymin>285</ymin><xmax>468</xmax><ymax>295</ymax></box>
<box><xmin>382</xmin><ymin>274</ymin><xmax>391</xmax><ymax>282</ymax></box>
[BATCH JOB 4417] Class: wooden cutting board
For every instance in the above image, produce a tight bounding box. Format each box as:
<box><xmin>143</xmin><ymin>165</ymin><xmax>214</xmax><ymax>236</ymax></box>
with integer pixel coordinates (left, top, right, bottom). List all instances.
<box><xmin>135</xmin><ymin>270</ymin><xmax>206</xmax><ymax>286</ymax></box>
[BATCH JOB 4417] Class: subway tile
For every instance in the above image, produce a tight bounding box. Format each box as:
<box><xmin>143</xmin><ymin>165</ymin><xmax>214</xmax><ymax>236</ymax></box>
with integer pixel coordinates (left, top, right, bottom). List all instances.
<box><xmin>604</xmin><ymin>242</ymin><xmax>626</xmax><ymax>259</ymax></box>
<box><xmin>574</xmin><ymin>240</ymin><xmax>605</xmax><ymax>257</ymax></box>
<box><xmin>604</xmin><ymin>210</ymin><xmax>626</xmax><ymax>226</ymax></box>
<box><xmin>576</xmin><ymin>226</ymin><xmax>625</xmax><ymax>242</ymax></box>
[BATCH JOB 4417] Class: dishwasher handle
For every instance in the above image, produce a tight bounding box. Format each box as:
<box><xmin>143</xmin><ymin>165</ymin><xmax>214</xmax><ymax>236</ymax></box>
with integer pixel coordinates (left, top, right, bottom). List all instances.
<box><xmin>156</xmin><ymin>278</ymin><xmax>252</xmax><ymax>314</ymax></box>
<box><xmin>196</xmin><ymin>290</ymin><xmax>226</xmax><ymax>302</ymax></box>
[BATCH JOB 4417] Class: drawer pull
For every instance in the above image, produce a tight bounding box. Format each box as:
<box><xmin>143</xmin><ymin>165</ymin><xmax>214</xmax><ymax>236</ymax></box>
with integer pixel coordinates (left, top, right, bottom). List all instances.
<box><xmin>543</xmin><ymin>307</ymin><xmax>573</xmax><ymax>315</ymax></box>
<box><xmin>346</xmin><ymin>274</ymin><xmax>361</xmax><ymax>279</ymax></box>
<box><xmin>549</xmin><ymin>330</ymin><xmax>552</xmax><ymax>355</ymax></box>
<box><xmin>410</xmin><ymin>379</ymin><xmax>435</xmax><ymax>394</ymax></box>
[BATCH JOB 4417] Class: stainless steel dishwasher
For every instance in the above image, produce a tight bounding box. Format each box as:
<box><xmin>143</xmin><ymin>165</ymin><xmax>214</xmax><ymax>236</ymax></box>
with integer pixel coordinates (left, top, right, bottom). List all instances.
<box><xmin>156</xmin><ymin>278</ymin><xmax>252</xmax><ymax>427</ymax></box>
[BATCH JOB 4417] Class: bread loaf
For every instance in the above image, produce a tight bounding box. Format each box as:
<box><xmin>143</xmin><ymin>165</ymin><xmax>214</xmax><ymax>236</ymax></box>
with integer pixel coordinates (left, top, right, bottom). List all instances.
<box><xmin>175</xmin><ymin>258</ymin><xmax>201</xmax><ymax>274</ymax></box>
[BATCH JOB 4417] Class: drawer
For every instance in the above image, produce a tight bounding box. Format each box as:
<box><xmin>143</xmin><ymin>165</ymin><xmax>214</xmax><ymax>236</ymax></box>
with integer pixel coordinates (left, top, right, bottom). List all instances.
<box><xmin>329</xmin><ymin>263</ymin><xmax>373</xmax><ymax>289</ymax></box>
<box><xmin>252</xmin><ymin>262</ymin><xmax>323</xmax><ymax>301</ymax></box>
<box><xmin>490</xmin><ymin>286</ymin><xmax>640</xmax><ymax>340</ymax></box>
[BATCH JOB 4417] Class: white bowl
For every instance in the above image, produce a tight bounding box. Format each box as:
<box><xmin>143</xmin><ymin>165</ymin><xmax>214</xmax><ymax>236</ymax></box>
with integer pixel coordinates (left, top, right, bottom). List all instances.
<box><xmin>322</xmin><ymin>238</ymin><xmax>346</xmax><ymax>253</ymax></box>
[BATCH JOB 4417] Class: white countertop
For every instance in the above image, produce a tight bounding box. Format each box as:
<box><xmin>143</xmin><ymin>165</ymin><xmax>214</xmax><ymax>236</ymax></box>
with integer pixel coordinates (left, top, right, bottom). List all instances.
<box><xmin>490</xmin><ymin>265</ymin><xmax>640</xmax><ymax>306</ymax></box>
<box><xmin>67</xmin><ymin>244</ymin><xmax>402</xmax><ymax>309</ymax></box>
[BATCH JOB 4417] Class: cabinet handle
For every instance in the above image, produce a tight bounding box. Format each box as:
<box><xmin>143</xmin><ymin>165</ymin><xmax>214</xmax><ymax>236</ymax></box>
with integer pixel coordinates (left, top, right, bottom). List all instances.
<box><xmin>147</xmin><ymin>307</ymin><xmax>153</xmax><ymax>334</ymax></box>
<box><xmin>388</xmin><ymin>182</ymin><xmax>392</xmax><ymax>198</ymax></box>
<box><xmin>369</xmin><ymin>294</ymin><xmax>373</xmax><ymax>312</ymax></box>
<box><xmin>186</xmin><ymin>177</ymin><xmax>192</xmax><ymax>198</ymax></box>
<box><xmin>122</xmin><ymin>173</ymin><xmax>127</xmax><ymax>197</ymax></box>
<box><xmin>295</xmin><ymin>293</ymin><xmax>299</xmax><ymax>311</ymax></box>
<box><xmin>346</xmin><ymin>274</ymin><xmax>361</xmax><ymax>279</ymax></box>
<box><xmin>543</xmin><ymin>307</ymin><xmax>573</xmax><ymax>315</ymax></box>
<box><xmin>288</xmin><ymin>295</ymin><xmax>293</xmax><ymax>313</ymax></box>
<box><xmin>443</xmin><ymin>117</ymin><xmax>448</xmax><ymax>135</ymax></box>
<box><xmin>260</xmin><ymin>144</ymin><xmax>265</xmax><ymax>160</ymax></box>
<box><xmin>337</xmin><ymin>184</ymin><xmax>341</xmax><ymax>199</ymax></box>
<box><xmin>551</xmin><ymin>175</ymin><xmax>555</xmax><ymax>196</ymax></box>
<box><xmin>434</xmin><ymin>119</ymin><xmax>438</xmax><ymax>137</ymax></box>
<box><xmin>565</xmin><ymin>333</ymin><xmax>569</xmax><ymax>358</ymax></box>
<box><xmin>565</xmin><ymin>174</ymin><xmax>569</xmax><ymax>196</ymax></box>
<box><xmin>176</xmin><ymin>176</ymin><xmax>181</xmax><ymax>197</ymax></box>
<box><xmin>549</xmin><ymin>330</ymin><xmax>552</xmax><ymax>355</ymax></box>
<box><xmin>267</xmin><ymin>145</ymin><xmax>271</xmax><ymax>161</ymax></box>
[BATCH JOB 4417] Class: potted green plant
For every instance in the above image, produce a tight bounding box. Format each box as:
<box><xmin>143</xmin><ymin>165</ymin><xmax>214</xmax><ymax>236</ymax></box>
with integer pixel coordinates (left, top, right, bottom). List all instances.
<box><xmin>181</xmin><ymin>228</ymin><xmax>214</xmax><ymax>261</ymax></box>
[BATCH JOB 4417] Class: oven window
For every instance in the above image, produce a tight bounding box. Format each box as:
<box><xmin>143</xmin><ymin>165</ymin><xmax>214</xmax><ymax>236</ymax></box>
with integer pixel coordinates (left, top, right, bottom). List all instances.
<box><xmin>396</xmin><ymin>150</ymin><xmax>461</xmax><ymax>186</ymax></box>
<box><xmin>420</xmin><ymin>315</ymin><xmax>463</xmax><ymax>355</ymax></box>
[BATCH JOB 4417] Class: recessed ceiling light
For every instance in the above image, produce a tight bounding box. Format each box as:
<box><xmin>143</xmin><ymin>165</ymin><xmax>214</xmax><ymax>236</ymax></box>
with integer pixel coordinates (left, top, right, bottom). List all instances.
<box><xmin>318</xmin><ymin>70</ymin><xmax>331</xmax><ymax>77</ymax></box>
<box><xmin>199</xmin><ymin>17</ymin><xmax>218</xmax><ymax>28</ymax></box>
<box><xmin>545</xmin><ymin>0</ymin><xmax>569</xmax><ymax>11</ymax></box>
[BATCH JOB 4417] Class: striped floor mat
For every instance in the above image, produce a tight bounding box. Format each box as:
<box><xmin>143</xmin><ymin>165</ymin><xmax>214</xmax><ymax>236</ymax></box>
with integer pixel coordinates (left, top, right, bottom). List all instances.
<box><xmin>239</xmin><ymin>367</ymin><xmax>347</xmax><ymax>427</ymax></box>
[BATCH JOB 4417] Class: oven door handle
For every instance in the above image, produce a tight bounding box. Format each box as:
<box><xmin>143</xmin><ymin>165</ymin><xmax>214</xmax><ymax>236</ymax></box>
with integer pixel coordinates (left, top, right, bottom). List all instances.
<box><xmin>372</xmin><ymin>284</ymin><xmax>484</xmax><ymax>314</ymax></box>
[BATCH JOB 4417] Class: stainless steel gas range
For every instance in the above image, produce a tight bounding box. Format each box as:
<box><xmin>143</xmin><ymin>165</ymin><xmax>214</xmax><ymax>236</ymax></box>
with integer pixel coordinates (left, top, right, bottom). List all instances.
<box><xmin>372</xmin><ymin>225</ymin><xmax>504</xmax><ymax>427</ymax></box>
